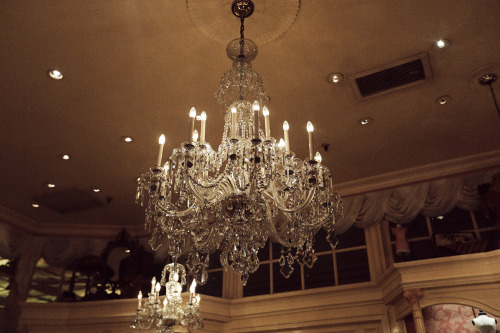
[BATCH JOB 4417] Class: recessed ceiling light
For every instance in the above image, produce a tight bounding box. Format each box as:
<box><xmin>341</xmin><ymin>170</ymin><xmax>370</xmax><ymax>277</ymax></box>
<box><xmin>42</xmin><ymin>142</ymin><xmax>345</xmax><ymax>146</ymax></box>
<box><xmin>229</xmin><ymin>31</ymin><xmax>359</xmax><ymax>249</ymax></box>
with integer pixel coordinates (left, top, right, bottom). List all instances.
<box><xmin>122</xmin><ymin>136</ymin><xmax>133</xmax><ymax>143</ymax></box>
<box><xmin>32</xmin><ymin>203</ymin><xmax>40</xmax><ymax>208</ymax></box>
<box><xmin>434</xmin><ymin>39</ymin><xmax>450</xmax><ymax>49</ymax></box>
<box><xmin>436</xmin><ymin>95</ymin><xmax>452</xmax><ymax>105</ymax></box>
<box><xmin>61</xmin><ymin>154</ymin><xmax>70</xmax><ymax>160</ymax></box>
<box><xmin>359</xmin><ymin>117</ymin><xmax>373</xmax><ymax>125</ymax></box>
<box><xmin>93</xmin><ymin>188</ymin><xmax>100</xmax><ymax>193</ymax></box>
<box><xmin>48</xmin><ymin>69</ymin><xmax>63</xmax><ymax>80</ymax></box>
<box><xmin>46</xmin><ymin>183</ymin><xmax>55</xmax><ymax>188</ymax></box>
<box><xmin>327</xmin><ymin>73</ymin><xmax>344</xmax><ymax>84</ymax></box>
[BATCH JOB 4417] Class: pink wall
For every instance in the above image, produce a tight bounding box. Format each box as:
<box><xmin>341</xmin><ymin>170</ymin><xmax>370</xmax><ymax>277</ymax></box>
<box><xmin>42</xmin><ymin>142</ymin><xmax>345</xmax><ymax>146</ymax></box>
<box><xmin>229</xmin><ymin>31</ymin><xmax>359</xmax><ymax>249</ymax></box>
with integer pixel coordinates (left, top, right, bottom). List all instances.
<box><xmin>405</xmin><ymin>304</ymin><xmax>499</xmax><ymax>333</ymax></box>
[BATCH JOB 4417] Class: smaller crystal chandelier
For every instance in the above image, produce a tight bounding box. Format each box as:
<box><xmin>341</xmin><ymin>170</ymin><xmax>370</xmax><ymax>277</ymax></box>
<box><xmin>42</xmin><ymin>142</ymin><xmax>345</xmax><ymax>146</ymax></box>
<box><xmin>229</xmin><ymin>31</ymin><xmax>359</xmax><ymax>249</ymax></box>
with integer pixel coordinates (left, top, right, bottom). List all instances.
<box><xmin>131</xmin><ymin>263</ymin><xmax>203</xmax><ymax>332</ymax></box>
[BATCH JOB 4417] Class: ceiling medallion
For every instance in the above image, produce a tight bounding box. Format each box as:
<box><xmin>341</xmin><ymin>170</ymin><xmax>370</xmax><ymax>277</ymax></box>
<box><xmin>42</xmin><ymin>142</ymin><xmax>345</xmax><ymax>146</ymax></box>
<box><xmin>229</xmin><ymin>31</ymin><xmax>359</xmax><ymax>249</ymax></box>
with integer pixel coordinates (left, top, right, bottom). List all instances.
<box><xmin>186</xmin><ymin>0</ymin><xmax>299</xmax><ymax>46</ymax></box>
<box><xmin>132</xmin><ymin>0</ymin><xmax>342</xmax><ymax>330</ymax></box>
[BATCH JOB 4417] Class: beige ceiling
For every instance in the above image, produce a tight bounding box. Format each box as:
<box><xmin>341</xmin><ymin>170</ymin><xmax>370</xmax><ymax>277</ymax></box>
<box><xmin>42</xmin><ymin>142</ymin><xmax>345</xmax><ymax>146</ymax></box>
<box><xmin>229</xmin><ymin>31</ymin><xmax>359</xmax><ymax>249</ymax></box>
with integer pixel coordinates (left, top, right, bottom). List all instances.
<box><xmin>1</xmin><ymin>0</ymin><xmax>499</xmax><ymax>234</ymax></box>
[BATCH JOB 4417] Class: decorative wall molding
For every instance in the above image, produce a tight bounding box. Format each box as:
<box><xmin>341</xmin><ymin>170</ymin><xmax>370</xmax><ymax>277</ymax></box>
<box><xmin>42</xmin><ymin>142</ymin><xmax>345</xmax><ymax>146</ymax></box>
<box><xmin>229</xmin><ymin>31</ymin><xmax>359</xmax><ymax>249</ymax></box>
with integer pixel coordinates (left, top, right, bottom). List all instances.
<box><xmin>335</xmin><ymin>149</ymin><xmax>500</xmax><ymax>197</ymax></box>
<box><xmin>19</xmin><ymin>250</ymin><xmax>500</xmax><ymax>333</ymax></box>
<box><xmin>2</xmin><ymin>150</ymin><xmax>499</xmax><ymax>240</ymax></box>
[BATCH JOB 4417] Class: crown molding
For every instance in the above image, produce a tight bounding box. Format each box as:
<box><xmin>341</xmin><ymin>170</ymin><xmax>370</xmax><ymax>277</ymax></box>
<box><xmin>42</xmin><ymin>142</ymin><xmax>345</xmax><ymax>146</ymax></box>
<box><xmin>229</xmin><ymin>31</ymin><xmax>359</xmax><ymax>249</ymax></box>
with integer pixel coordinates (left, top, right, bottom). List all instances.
<box><xmin>0</xmin><ymin>205</ymin><xmax>148</xmax><ymax>239</ymax></box>
<box><xmin>334</xmin><ymin>150</ymin><xmax>500</xmax><ymax>196</ymax></box>
<box><xmin>2</xmin><ymin>150</ymin><xmax>499</xmax><ymax>239</ymax></box>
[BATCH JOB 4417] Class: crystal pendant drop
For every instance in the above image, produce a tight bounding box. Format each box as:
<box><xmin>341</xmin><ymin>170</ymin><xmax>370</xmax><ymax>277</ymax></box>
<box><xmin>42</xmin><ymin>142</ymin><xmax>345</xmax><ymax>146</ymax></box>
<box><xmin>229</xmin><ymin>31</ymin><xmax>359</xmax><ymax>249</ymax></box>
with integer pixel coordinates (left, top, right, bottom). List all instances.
<box><xmin>302</xmin><ymin>248</ymin><xmax>317</xmax><ymax>268</ymax></box>
<box><xmin>280</xmin><ymin>262</ymin><xmax>294</xmax><ymax>279</ymax></box>
<box><xmin>326</xmin><ymin>229</ymin><xmax>339</xmax><ymax>249</ymax></box>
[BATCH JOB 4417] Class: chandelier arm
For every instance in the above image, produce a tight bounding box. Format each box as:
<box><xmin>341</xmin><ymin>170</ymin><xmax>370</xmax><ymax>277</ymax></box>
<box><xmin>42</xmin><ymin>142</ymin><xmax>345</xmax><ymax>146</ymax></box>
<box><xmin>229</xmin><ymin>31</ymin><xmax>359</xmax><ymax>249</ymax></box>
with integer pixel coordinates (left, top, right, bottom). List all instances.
<box><xmin>269</xmin><ymin>187</ymin><xmax>317</xmax><ymax>213</ymax></box>
<box><xmin>192</xmin><ymin>226</ymin><xmax>218</xmax><ymax>252</ymax></box>
<box><xmin>132</xmin><ymin>317</ymin><xmax>154</xmax><ymax>330</ymax></box>
<box><xmin>187</xmin><ymin>171</ymin><xmax>227</xmax><ymax>190</ymax></box>
<box><xmin>156</xmin><ymin>201</ymin><xmax>196</xmax><ymax>218</ymax></box>
<box><xmin>187</xmin><ymin>174</ymin><xmax>230</xmax><ymax>204</ymax></box>
<box><xmin>226</xmin><ymin>173</ymin><xmax>247</xmax><ymax>195</ymax></box>
<box><xmin>265</xmin><ymin>205</ymin><xmax>298</xmax><ymax>248</ymax></box>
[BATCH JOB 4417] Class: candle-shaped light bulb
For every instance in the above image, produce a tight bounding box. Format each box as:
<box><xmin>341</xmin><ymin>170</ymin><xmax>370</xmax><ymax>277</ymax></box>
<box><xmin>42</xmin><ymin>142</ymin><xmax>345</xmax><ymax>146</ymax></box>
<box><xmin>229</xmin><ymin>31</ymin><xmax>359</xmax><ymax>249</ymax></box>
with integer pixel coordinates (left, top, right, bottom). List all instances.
<box><xmin>188</xmin><ymin>107</ymin><xmax>196</xmax><ymax>141</ymax></box>
<box><xmin>196</xmin><ymin>294</ymin><xmax>201</xmax><ymax>304</ymax></box>
<box><xmin>155</xmin><ymin>282</ymin><xmax>161</xmax><ymax>301</ymax></box>
<box><xmin>189</xmin><ymin>279</ymin><xmax>196</xmax><ymax>303</ymax></box>
<box><xmin>151</xmin><ymin>277</ymin><xmax>156</xmax><ymax>294</ymax></box>
<box><xmin>200</xmin><ymin>111</ymin><xmax>207</xmax><ymax>143</ymax></box>
<box><xmin>278</xmin><ymin>138</ymin><xmax>285</xmax><ymax>149</ymax></box>
<box><xmin>138</xmin><ymin>291</ymin><xmax>142</xmax><ymax>309</ymax></box>
<box><xmin>252</xmin><ymin>101</ymin><xmax>260</xmax><ymax>111</ymax></box>
<box><xmin>262</xmin><ymin>106</ymin><xmax>271</xmax><ymax>140</ymax></box>
<box><xmin>192</xmin><ymin>129</ymin><xmax>199</xmax><ymax>142</ymax></box>
<box><xmin>306</xmin><ymin>121</ymin><xmax>314</xmax><ymax>161</ymax></box>
<box><xmin>173</xmin><ymin>272</ymin><xmax>179</xmax><ymax>282</ymax></box>
<box><xmin>283</xmin><ymin>121</ymin><xmax>289</xmax><ymax>131</ymax></box>
<box><xmin>189</xmin><ymin>280</ymin><xmax>197</xmax><ymax>294</ymax></box>
<box><xmin>157</xmin><ymin>134</ymin><xmax>165</xmax><ymax>166</ymax></box>
<box><xmin>189</xmin><ymin>107</ymin><xmax>197</xmax><ymax>118</ymax></box>
<box><xmin>252</xmin><ymin>101</ymin><xmax>260</xmax><ymax>139</ymax></box>
<box><xmin>314</xmin><ymin>151</ymin><xmax>322</xmax><ymax>164</ymax></box>
<box><xmin>283</xmin><ymin>121</ymin><xmax>290</xmax><ymax>154</ymax></box>
<box><xmin>231</xmin><ymin>106</ymin><xmax>237</xmax><ymax>139</ymax></box>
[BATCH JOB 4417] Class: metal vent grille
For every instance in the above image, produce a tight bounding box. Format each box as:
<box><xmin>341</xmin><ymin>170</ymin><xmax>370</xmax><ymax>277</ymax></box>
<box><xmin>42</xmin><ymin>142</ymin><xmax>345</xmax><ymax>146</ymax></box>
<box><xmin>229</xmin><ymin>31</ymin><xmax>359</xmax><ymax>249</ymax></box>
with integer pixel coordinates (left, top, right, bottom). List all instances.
<box><xmin>356</xmin><ymin>59</ymin><xmax>425</xmax><ymax>97</ymax></box>
<box><xmin>348</xmin><ymin>53</ymin><xmax>432</xmax><ymax>101</ymax></box>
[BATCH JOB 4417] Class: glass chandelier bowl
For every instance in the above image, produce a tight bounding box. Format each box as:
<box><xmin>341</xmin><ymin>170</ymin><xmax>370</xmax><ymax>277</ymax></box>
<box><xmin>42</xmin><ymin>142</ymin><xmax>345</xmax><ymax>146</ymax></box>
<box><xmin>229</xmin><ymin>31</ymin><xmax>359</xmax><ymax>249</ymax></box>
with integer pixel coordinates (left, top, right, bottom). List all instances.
<box><xmin>136</xmin><ymin>0</ymin><xmax>343</xmax><ymax>287</ymax></box>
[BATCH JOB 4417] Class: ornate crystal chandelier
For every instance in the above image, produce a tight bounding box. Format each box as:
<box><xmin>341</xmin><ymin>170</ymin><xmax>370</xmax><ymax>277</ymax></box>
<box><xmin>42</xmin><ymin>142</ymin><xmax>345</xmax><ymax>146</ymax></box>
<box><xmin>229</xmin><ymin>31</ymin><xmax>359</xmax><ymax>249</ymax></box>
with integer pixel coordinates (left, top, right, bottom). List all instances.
<box><xmin>136</xmin><ymin>0</ymin><xmax>343</xmax><ymax>286</ymax></box>
<box><xmin>131</xmin><ymin>263</ymin><xmax>203</xmax><ymax>332</ymax></box>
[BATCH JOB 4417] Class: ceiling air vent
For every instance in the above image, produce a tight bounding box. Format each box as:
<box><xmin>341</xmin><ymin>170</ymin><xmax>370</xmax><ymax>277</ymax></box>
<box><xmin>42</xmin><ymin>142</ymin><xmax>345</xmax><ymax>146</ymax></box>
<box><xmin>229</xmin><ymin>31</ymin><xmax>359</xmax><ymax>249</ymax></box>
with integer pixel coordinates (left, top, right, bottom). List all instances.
<box><xmin>34</xmin><ymin>188</ymin><xmax>104</xmax><ymax>214</ymax></box>
<box><xmin>349</xmin><ymin>53</ymin><xmax>433</xmax><ymax>101</ymax></box>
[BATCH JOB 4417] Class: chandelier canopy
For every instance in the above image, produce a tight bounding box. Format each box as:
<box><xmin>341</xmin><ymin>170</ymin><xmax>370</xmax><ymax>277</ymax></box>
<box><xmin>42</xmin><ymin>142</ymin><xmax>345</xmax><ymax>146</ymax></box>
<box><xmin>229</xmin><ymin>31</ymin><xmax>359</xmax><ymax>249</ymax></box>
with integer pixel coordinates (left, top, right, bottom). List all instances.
<box><xmin>136</xmin><ymin>0</ymin><xmax>343</xmax><ymax>287</ymax></box>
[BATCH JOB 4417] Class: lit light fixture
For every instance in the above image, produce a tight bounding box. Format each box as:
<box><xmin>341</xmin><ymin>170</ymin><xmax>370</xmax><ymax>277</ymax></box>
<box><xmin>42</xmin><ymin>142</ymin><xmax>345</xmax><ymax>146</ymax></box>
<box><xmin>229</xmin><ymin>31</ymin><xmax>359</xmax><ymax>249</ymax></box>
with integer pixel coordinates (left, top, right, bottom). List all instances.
<box><xmin>435</xmin><ymin>95</ymin><xmax>452</xmax><ymax>105</ymax></box>
<box><xmin>48</xmin><ymin>69</ymin><xmax>63</xmax><ymax>80</ymax></box>
<box><xmin>122</xmin><ymin>136</ymin><xmax>134</xmax><ymax>143</ymax></box>
<box><xmin>328</xmin><ymin>72</ymin><xmax>344</xmax><ymax>84</ymax></box>
<box><xmin>359</xmin><ymin>117</ymin><xmax>373</xmax><ymax>126</ymax></box>
<box><xmin>478</xmin><ymin>73</ymin><xmax>499</xmax><ymax>117</ymax></box>
<box><xmin>435</xmin><ymin>39</ymin><xmax>450</xmax><ymax>49</ymax></box>
<box><xmin>61</xmin><ymin>154</ymin><xmax>70</xmax><ymax>160</ymax></box>
<box><xmin>92</xmin><ymin>188</ymin><xmax>100</xmax><ymax>193</ymax></box>
<box><xmin>136</xmin><ymin>0</ymin><xmax>342</xmax><ymax>293</ymax></box>
<box><xmin>32</xmin><ymin>203</ymin><xmax>40</xmax><ymax>208</ymax></box>
<box><xmin>131</xmin><ymin>264</ymin><xmax>203</xmax><ymax>332</ymax></box>
<box><xmin>46</xmin><ymin>183</ymin><xmax>55</xmax><ymax>188</ymax></box>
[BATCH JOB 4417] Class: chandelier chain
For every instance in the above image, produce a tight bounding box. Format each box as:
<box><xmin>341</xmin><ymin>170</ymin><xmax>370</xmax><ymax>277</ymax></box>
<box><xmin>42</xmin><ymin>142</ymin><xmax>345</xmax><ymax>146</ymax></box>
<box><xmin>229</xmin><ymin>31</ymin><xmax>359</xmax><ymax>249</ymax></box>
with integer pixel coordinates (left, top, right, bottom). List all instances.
<box><xmin>240</xmin><ymin>17</ymin><xmax>245</xmax><ymax>39</ymax></box>
<box><xmin>487</xmin><ymin>83</ymin><xmax>500</xmax><ymax>117</ymax></box>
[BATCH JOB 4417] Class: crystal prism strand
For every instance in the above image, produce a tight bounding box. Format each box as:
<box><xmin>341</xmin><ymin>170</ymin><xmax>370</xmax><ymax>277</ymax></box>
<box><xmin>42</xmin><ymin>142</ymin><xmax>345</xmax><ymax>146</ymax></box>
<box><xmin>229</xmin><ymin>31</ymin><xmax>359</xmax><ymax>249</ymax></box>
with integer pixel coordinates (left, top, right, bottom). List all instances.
<box><xmin>326</xmin><ymin>229</ymin><xmax>339</xmax><ymax>249</ymax></box>
<box><xmin>193</xmin><ymin>253</ymin><xmax>209</xmax><ymax>285</ymax></box>
<box><xmin>220</xmin><ymin>249</ymin><xmax>229</xmax><ymax>268</ymax></box>
<box><xmin>241</xmin><ymin>271</ymin><xmax>249</xmax><ymax>286</ymax></box>
<box><xmin>302</xmin><ymin>244</ymin><xmax>317</xmax><ymax>268</ymax></box>
<box><xmin>279</xmin><ymin>247</ymin><xmax>295</xmax><ymax>279</ymax></box>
